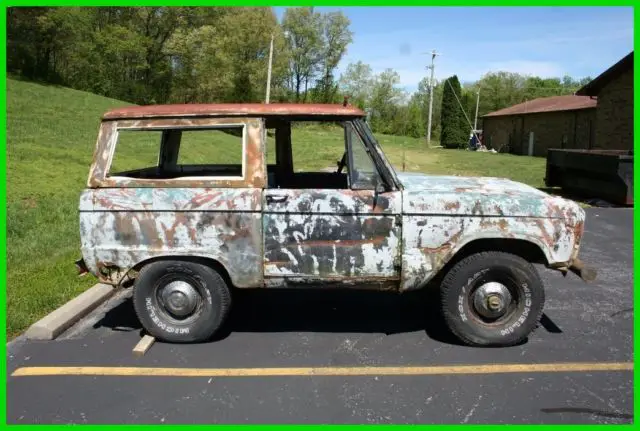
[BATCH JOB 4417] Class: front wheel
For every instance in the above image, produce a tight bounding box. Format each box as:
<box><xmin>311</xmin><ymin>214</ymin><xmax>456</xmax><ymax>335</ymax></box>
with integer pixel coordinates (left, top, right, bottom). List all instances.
<box><xmin>440</xmin><ymin>251</ymin><xmax>545</xmax><ymax>347</ymax></box>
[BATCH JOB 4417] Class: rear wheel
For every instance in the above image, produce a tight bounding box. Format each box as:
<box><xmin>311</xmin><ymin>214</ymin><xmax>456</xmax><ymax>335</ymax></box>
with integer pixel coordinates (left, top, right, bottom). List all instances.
<box><xmin>132</xmin><ymin>260</ymin><xmax>231</xmax><ymax>343</ymax></box>
<box><xmin>440</xmin><ymin>251</ymin><xmax>545</xmax><ymax>347</ymax></box>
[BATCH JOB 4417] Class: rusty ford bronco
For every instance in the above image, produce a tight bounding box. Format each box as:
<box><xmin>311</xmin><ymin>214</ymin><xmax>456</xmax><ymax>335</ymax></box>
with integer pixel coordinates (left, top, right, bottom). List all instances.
<box><xmin>76</xmin><ymin>103</ymin><xmax>597</xmax><ymax>347</ymax></box>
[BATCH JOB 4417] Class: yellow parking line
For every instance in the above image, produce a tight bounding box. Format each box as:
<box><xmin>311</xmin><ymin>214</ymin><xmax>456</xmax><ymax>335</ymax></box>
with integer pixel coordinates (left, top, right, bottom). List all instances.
<box><xmin>11</xmin><ymin>362</ymin><xmax>633</xmax><ymax>378</ymax></box>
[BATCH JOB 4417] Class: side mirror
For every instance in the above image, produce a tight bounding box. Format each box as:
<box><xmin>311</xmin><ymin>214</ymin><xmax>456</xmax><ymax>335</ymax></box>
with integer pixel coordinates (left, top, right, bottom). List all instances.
<box><xmin>375</xmin><ymin>181</ymin><xmax>386</xmax><ymax>194</ymax></box>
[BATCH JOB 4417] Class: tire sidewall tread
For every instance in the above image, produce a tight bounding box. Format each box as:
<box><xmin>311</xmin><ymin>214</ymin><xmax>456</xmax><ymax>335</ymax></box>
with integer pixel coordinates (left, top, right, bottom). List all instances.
<box><xmin>132</xmin><ymin>260</ymin><xmax>231</xmax><ymax>343</ymax></box>
<box><xmin>440</xmin><ymin>251</ymin><xmax>545</xmax><ymax>347</ymax></box>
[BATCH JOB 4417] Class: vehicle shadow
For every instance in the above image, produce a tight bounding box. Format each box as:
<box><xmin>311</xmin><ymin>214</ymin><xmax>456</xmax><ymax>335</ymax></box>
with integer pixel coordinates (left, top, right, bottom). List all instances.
<box><xmin>93</xmin><ymin>286</ymin><xmax>562</xmax><ymax>347</ymax></box>
<box><xmin>221</xmin><ymin>286</ymin><xmax>466</xmax><ymax>345</ymax></box>
<box><xmin>92</xmin><ymin>294</ymin><xmax>141</xmax><ymax>333</ymax></box>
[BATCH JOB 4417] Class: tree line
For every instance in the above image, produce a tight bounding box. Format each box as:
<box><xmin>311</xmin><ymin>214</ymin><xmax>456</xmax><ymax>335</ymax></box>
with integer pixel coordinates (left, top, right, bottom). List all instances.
<box><xmin>338</xmin><ymin>67</ymin><xmax>591</xmax><ymax>145</ymax></box>
<box><xmin>7</xmin><ymin>7</ymin><xmax>353</xmax><ymax>105</ymax></box>
<box><xmin>7</xmin><ymin>7</ymin><xmax>592</xmax><ymax>144</ymax></box>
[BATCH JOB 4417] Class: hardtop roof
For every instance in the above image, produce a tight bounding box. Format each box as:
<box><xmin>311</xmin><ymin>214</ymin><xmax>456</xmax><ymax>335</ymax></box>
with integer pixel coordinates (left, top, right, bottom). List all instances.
<box><xmin>103</xmin><ymin>103</ymin><xmax>366</xmax><ymax>120</ymax></box>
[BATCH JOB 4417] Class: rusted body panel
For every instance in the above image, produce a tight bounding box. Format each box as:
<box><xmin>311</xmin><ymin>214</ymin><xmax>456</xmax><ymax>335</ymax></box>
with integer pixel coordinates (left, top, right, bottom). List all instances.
<box><xmin>103</xmin><ymin>103</ymin><xmax>365</xmax><ymax>120</ymax></box>
<box><xmin>400</xmin><ymin>215</ymin><xmax>582</xmax><ymax>290</ymax></box>
<box><xmin>80</xmin><ymin>188</ymin><xmax>263</xmax><ymax>287</ymax></box>
<box><xmin>399</xmin><ymin>173</ymin><xmax>583</xmax><ymax>224</ymax></box>
<box><xmin>397</xmin><ymin>172</ymin><xmax>585</xmax><ymax>290</ymax></box>
<box><xmin>262</xmin><ymin>189</ymin><xmax>401</xmax><ymax>279</ymax></box>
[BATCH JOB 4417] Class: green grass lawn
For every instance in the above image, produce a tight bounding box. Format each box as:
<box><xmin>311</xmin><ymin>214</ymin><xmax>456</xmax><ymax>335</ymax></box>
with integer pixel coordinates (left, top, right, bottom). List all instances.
<box><xmin>6</xmin><ymin>78</ymin><xmax>547</xmax><ymax>338</ymax></box>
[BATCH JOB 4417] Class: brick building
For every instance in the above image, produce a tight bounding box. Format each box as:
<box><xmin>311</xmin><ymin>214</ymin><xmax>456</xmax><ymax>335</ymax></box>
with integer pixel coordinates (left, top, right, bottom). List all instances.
<box><xmin>481</xmin><ymin>95</ymin><xmax>597</xmax><ymax>157</ymax></box>
<box><xmin>575</xmin><ymin>51</ymin><xmax>633</xmax><ymax>151</ymax></box>
<box><xmin>482</xmin><ymin>51</ymin><xmax>633</xmax><ymax>157</ymax></box>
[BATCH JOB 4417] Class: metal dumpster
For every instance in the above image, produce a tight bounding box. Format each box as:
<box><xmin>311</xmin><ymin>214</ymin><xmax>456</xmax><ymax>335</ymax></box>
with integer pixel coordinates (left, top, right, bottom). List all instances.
<box><xmin>545</xmin><ymin>149</ymin><xmax>633</xmax><ymax>206</ymax></box>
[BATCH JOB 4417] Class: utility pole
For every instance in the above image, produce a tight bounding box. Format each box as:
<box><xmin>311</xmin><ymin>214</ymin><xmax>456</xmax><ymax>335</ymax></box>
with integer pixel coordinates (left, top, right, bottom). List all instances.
<box><xmin>425</xmin><ymin>50</ymin><xmax>440</xmax><ymax>147</ymax></box>
<box><xmin>473</xmin><ymin>89</ymin><xmax>480</xmax><ymax>131</ymax></box>
<box><xmin>265</xmin><ymin>33</ymin><xmax>274</xmax><ymax>104</ymax></box>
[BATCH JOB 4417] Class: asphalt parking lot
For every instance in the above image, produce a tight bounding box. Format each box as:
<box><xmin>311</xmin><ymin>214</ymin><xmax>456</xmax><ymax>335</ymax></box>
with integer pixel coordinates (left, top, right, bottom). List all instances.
<box><xmin>6</xmin><ymin>208</ymin><xmax>634</xmax><ymax>424</ymax></box>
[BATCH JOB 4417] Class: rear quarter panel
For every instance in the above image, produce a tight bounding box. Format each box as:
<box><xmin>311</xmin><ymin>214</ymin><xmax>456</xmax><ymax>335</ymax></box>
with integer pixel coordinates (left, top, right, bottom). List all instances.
<box><xmin>80</xmin><ymin>188</ymin><xmax>263</xmax><ymax>287</ymax></box>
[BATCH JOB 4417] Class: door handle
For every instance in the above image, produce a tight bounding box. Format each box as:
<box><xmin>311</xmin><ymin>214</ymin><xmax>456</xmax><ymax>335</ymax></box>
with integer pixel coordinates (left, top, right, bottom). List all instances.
<box><xmin>266</xmin><ymin>194</ymin><xmax>288</xmax><ymax>204</ymax></box>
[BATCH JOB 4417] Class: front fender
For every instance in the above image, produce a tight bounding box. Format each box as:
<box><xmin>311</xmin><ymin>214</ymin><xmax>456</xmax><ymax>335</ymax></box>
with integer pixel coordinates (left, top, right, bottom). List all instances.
<box><xmin>400</xmin><ymin>215</ymin><xmax>578</xmax><ymax>291</ymax></box>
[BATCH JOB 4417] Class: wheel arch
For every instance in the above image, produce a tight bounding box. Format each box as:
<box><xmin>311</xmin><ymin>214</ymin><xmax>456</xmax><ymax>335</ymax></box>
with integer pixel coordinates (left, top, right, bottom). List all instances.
<box><xmin>446</xmin><ymin>237</ymin><xmax>549</xmax><ymax>268</ymax></box>
<box><xmin>130</xmin><ymin>255</ymin><xmax>236</xmax><ymax>289</ymax></box>
<box><xmin>425</xmin><ymin>237</ymin><xmax>550</xmax><ymax>290</ymax></box>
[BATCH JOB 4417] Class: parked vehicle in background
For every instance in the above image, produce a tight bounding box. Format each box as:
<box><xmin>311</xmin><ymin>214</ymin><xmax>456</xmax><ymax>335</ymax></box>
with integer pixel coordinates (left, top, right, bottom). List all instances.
<box><xmin>545</xmin><ymin>148</ymin><xmax>633</xmax><ymax>206</ymax></box>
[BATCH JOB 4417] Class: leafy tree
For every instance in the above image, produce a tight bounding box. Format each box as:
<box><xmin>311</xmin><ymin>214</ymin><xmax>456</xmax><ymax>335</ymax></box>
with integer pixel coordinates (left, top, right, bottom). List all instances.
<box><xmin>369</xmin><ymin>69</ymin><xmax>406</xmax><ymax>134</ymax></box>
<box><xmin>7</xmin><ymin>7</ymin><xmax>93</xmax><ymax>83</ymax></box>
<box><xmin>217</xmin><ymin>7</ymin><xmax>284</xmax><ymax>102</ymax></box>
<box><xmin>88</xmin><ymin>24</ymin><xmax>148</xmax><ymax>101</ymax></box>
<box><xmin>405</xmin><ymin>92</ymin><xmax>425</xmax><ymax>139</ymax></box>
<box><xmin>232</xmin><ymin>70</ymin><xmax>254</xmax><ymax>102</ymax></box>
<box><xmin>315</xmin><ymin>11</ymin><xmax>353</xmax><ymax>103</ymax></box>
<box><xmin>338</xmin><ymin>61</ymin><xmax>374</xmax><ymax>109</ymax></box>
<box><xmin>440</xmin><ymin>75</ymin><xmax>468</xmax><ymax>149</ymax></box>
<box><xmin>164</xmin><ymin>24</ymin><xmax>230</xmax><ymax>103</ymax></box>
<box><xmin>165</xmin><ymin>7</ymin><xmax>283</xmax><ymax>103</ymax></box>
<box><xmin>282</xmin><ymin>7</ymin><xmax>323</xmax><ymax>101</ymax></box>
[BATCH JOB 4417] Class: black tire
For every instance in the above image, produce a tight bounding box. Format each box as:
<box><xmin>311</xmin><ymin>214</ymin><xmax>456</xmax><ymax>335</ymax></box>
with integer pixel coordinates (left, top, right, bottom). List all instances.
<box><xmin>440</xmin><ymin>251</ymin><xmax>545</xmax><ymax>347</ymax></box>
<box><xmin>132</xmin><ymin>260</ymin><xmax>231</xmax><ymax>343</ymax></box>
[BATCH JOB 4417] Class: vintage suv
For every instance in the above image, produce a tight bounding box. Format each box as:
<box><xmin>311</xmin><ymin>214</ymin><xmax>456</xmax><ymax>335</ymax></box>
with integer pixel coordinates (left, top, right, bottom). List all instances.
<box><xmin>76</xmin><ymin>103</ymin><xmax>596</xmax><ymax>347</ymax></box>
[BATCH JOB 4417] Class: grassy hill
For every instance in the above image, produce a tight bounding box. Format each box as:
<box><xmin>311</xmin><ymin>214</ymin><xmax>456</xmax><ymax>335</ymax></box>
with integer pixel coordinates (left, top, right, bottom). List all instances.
<box><xmin>7</xmin><ymin>79</ymin><xmax>134</xmax><ymax>337</ymax></box>
<box><xmin>6</xmin><ymin>78</ymin><xmax>546</xmax><ymax>338</ymax></box>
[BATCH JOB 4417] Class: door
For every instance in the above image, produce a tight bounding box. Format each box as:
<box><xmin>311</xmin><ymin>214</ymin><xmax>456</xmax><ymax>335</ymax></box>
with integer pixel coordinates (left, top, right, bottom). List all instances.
<box><xmin>262</xmin><ymin>121</ymin><xmax>402</xmax><ymax>285</ymax></box>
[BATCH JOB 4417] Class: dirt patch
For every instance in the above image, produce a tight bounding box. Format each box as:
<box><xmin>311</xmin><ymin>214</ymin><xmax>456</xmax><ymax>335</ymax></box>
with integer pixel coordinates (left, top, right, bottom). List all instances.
<box><xmin>21</xmin><ymin>197</ymin><xmax>37</xmax><ymax>209</ymax></box>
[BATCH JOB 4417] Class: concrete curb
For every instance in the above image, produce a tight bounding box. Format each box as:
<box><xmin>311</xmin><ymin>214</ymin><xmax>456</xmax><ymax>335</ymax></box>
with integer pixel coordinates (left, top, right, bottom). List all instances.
<box><xmin>25</xmin><ymin>283</ymin><xmax>117</xmax><ymax>340</ymax></box>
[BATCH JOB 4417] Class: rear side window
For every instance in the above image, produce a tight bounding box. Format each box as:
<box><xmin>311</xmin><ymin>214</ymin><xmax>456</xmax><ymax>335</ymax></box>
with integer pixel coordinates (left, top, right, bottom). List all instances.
<box><xmin>109</xmin><ymin>126</ymin><xmax>245</xmax><ymax>179</ymax></box>
<box><xmin>109</xmin><ymin>130</ymin><xmax>162</xmax><ymax>174</ymax></box>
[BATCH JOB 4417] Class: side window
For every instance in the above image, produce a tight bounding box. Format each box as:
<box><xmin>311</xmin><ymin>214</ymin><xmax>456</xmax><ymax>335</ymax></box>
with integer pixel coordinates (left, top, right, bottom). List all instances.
<box><xmin>347</xmin><ymin>125</ymin><xmax>381</xmax><ymax>190</ymax></box>
<box><xmin>109</xmin><ymin>130</ymin><xmax>162</xmax><ymax>175</ymax></box>
<box><xmin>266</xmin><ymin>121</ymin><xmax>349</xmax><ymax>189</ymax></box>
<box><xmin>109</xmin><ymin>126</ymin><xmax>245</xmax><ymax>179</ymax></box>
<box><xmin>174</xmin><ymin>127</ymin><xmax>244</xmax><ymax>178</ymax></box>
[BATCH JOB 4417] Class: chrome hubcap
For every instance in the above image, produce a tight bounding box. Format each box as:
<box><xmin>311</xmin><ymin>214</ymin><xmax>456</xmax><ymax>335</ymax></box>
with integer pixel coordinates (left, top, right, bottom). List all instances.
<box><xmin>472</xmin><ymin>282</ymin><xmax>512</xmax><ymax>319</ymax></box>
<box><xmin>160</xmin><ymin>280</ymin><xmax>200</xmax><ymax>317</ymax></box>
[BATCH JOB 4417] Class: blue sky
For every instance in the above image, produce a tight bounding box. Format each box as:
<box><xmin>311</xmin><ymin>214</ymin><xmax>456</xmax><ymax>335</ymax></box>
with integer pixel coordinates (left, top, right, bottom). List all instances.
<box><xmin>274</xmin><ymin>7</ymin><xmax>634</xmax><ymax>93</ymax></box>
